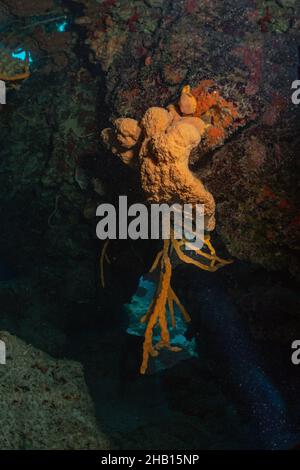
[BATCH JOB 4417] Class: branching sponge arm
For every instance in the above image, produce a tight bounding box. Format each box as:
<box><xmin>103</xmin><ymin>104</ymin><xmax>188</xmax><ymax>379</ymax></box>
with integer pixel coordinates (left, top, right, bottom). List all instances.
<box><xmin>100</xmin><ymin>82</ymin><xmax>237</xmax><ymax>374</ymax></box>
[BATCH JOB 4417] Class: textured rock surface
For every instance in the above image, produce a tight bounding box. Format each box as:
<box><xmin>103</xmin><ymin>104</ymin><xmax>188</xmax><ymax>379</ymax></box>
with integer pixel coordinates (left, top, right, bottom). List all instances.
<box><xmin>201</xmin><ymin>124</ymin><xmax>300</xmax><ymax>273</ymax></box>
<box><xmin>73</xmin><ymin>0</ymin><xmax>300</xmax><ymax>274</ymax></box>
<box><xmin>0</xmin><ymin>0</ymin><xmax>107</xmax><ymax>354</ymax></box>
<box><xmin>0</xmin><ymin>331</ymin><xmax>110</xmax><ymax>449</ymax></box>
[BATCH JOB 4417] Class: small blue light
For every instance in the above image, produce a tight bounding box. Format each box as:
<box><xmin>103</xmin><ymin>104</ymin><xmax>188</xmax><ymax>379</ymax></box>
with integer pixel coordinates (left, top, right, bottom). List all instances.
<box><xmin>57</xmin><ymin>21</ymin><xmax>68</xmax><ymax>32</ymax></box>
<box><xmin>12</xmin><ymin>50</ymin><xmax>32</xmax><ymax>62</ymax></box>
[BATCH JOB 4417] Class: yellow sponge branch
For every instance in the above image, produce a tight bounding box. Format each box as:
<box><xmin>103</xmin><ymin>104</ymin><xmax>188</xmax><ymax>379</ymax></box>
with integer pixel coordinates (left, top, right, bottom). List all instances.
<box><xmin>100</xmin><ymin>81</ymin><xmax>237</xmax><ymax>374</ymax></box>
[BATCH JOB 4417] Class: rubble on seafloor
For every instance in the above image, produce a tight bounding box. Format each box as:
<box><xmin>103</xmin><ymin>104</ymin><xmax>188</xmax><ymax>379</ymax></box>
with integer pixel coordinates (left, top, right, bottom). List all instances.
<box><xmin>0</xmin><ymin>331</ymin><xmax>110</xmax><ymax>450</ymax></box>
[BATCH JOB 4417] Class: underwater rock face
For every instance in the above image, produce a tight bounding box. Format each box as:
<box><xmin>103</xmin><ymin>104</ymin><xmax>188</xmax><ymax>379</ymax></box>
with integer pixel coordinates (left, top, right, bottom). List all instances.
<box><xmin>200</xmin><ymin>123</ymin><xmax>300</xmax><ymax>274</ymax></box>
<box><xmin>0</xmin><ymin>0</ymin><xmax>298</xmax><ymax>326</ymax></box>
<box><xmin>0</xmin><ymin>331</ymin><xmax>110</xmax><ymax>450</ymax></box>
<box><xmin>77</xmin><ymin>0</ymin><xmax>299</xmax><ymax>275</ymax></box>
<box><xmin>0</xmin><ymin>0</ymin><xmax>105</xmax><ymax>338</ymax></box>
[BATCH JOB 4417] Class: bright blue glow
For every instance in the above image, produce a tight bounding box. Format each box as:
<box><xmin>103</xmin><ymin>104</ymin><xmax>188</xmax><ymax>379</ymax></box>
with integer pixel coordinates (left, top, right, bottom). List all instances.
<box><xmin>12</xmin><ymin>50</ymin><xmax>32</xmax><ymax>62</ymax></box>
<box><xmin>57</xmin><ymin>21</ymin><xmax>68</xmax><ymax>32</ymax></box>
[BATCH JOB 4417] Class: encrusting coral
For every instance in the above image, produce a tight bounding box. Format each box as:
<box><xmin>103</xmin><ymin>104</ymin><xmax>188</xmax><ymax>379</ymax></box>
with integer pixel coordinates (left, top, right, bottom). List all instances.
<box><xmin>191</xmin><ymin>80</ymin><xmax>239</xmax><ymax>148</ymax></box>
<box><xmin>101</xmin><ymin>81</ymin><xmax>238</xmax><ymax>374</ymax></box>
